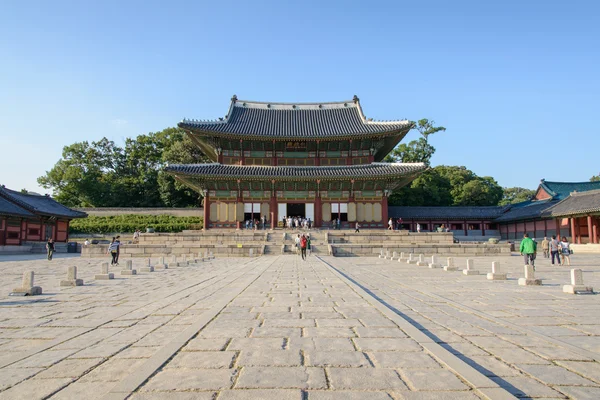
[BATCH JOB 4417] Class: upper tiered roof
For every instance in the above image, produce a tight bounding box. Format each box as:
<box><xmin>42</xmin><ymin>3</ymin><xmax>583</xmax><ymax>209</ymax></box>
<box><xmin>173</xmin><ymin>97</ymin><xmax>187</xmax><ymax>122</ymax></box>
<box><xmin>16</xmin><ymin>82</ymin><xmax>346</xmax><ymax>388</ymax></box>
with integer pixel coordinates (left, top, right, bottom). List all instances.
<box><xmin>535</xmin><ymin>179</ymin><xmax>600</xmax><ymax>201</ymax></box>
<box><xmin>0</xmin><ymin>187</ymin><xmax>87</xmax><ymax>219</ymax></box>
<box><xmin>178</xmin><ymin>95</ymin><xmax>413</xmax><ymax>140</ymax></box>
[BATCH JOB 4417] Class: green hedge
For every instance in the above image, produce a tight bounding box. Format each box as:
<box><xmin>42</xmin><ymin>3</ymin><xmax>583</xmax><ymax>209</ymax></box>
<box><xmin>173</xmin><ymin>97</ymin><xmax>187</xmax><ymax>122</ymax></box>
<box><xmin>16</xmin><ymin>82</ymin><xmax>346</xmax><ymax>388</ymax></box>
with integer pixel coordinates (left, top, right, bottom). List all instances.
<box><xmin>70</xmin><ymin>215</ymin><xmax>203</xmax><ymax>234</ymax></box>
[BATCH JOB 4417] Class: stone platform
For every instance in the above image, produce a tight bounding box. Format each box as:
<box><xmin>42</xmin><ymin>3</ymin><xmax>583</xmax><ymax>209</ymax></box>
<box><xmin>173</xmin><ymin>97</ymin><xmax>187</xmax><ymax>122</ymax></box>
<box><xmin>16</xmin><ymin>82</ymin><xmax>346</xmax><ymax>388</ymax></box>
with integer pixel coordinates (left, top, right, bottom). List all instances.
<box><xmin>1</xmin><ymin>253</ymin><xmax>600</xmax><ymax>399</ymax></box>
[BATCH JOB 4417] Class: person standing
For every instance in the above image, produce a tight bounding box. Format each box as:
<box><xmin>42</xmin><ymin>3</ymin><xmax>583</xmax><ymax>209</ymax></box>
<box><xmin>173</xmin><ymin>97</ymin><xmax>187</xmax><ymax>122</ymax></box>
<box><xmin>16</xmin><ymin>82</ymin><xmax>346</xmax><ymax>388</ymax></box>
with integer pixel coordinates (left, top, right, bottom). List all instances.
<box><xmin>282</xmin><ymin>216</ymin><xmax>286</xmax><ymax>229</ymax></box>
<box><xmin>300</xmin><ymin>234</ymin><xmax>307</xmax><ymax>260</ymax></box>
<box><xmin>46</xmin><ymin>238</ymin><xmax>55</xmax><ymax>261</ymax></box>
<box><xmin>355</xmin><ymin>222</ymin><xmax>360</xmax><ymax>233</ymax></box>
<box><xmin>133</xmin><ymin>230</ymin><xmax>140</xmax><ymax>244</ymax></box>
<box><xmin>520</xmin><ymin>233</ymin><xmax>536</xmax><ymax>269</ymax></box>
<box><xmin>307</xmin><ymin>234</ymin><xmax>312</xmax><ymax>256</ymax></box>
<box><xmin>550</xmin><ymin>235</ymin><xmax>561</xmax><ymax>265</ymax></box>
<box><xmin>115</xmin><ymin>235</ymin><xmax>121</xmax><ymax>265</ymax></box>
<box><xmin>388</xmin><ymin>218</ymin><xmax>393</xmax><ymax>230</ymax></box>
<box><xmin>84</xmin><ymin>239</ymin><xmax>90</xmax><ymax>246</ymax></box>
<box><xmin>107</xmin><ymin>237</ymin><xmax>119</xmax><ymax>266</ymax></box>
<box><xmin>560</xmin><ymin>236</ymin><xmax>571</xmax><ymax>266</ymax></box>
<box><xmin>416</xmin><ymin>223</ymin><xmax>421</xmax><ymax>233</ymax></box>
<box><xmin>541</xmin><ymin>237</ymin><xmax>549</xmax><ymax>258</ymax></box>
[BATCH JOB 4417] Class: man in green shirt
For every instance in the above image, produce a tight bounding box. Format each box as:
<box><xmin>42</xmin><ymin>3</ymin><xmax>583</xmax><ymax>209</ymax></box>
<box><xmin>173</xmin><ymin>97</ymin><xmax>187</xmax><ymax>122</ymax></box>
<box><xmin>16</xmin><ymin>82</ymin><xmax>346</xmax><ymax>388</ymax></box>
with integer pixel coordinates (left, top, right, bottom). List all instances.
<box><xmin>520</xmin><ymin>233</ymin><xmax>537</xmax><ymax>269</ymax></box>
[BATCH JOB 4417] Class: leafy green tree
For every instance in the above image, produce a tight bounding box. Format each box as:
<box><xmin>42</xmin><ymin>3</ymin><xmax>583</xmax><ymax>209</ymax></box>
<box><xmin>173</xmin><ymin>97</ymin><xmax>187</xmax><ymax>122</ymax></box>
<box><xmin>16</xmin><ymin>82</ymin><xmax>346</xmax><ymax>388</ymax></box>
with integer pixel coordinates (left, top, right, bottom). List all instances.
<box><xmin>591</xmin><ymin>175</ymin><xmax>600</xmax><ymax>182</ymax></box>
<box><xmin>499</xmin><ymin>187</ymin><xmax>535</xmax><ymax>205</ymax></box>
<box><xmin>385</xmin><ymin>119</ymin><xmax>445</xmax><ymax>166</ymax></box>
<box><xmin>453</xmin><ymin>176</ymin><xmax>503</xmax><ymax>206</ymax></box>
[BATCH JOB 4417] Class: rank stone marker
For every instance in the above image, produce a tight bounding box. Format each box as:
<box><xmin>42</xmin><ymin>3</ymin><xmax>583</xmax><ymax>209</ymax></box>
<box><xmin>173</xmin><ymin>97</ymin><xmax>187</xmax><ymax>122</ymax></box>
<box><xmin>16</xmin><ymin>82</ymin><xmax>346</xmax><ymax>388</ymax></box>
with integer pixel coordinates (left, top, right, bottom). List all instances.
<box><xmin>390</xmin><ymin>251</ymin><xmax>398</xmax><ymax>261</ymax></box>
<box><xmin>140</xmin><ymin>258</ymin><xmax>154</xmax><ymax>273</ymax></box>
<box><xmin>563</xmin><ymin>268</ymin><xmax>594</xmax><ymax>294</ymax></box>
<box><xmin>443</xmin><ymin>257</ymin><xmax>457</xmax><ymax>271</ymax></box>
<box><xmin>416</xmin><ymin>254</ymin><xmax>428</xmax><ymax>266</ymax></box>
<box><xmin>60</xmin><ymin>266</ymin><xmax>84</xmax><ymax>286</ymax></box>
<box><xmin>518</xmin><ymin>265</ymin><xmax>542</xmax><ymax>286</ymax></box>
<box><xmin>121</xmin><ymin>260</ymin><xmax>137</xmax><ymax>276</ymax></box>
<box><xmin>407</xmin><ymin>253</ymin><xmax>418</xmax><ymax>264</ymax></box>
<box><xmin>399</xmin><ymin>252</ymin><xmax>406</xmax><ymax>262</ymax></box>
<box><xmin>11</xmin><ymin>271</ymin><xmax>43</xmax><ymax>295</ymax></box>
<box><xmin>462</xmin><ymin>259</ymin><xmax>479</xmax><ymax>275</ymax></box>
<box><xmin>487</xmin><ymin>261</ymin><xmax>507</xmax><ymax>280</ymax></box>
<box><xmin>95</xmin><ymin>263</ymin><xmax>114</xmax><ymax>280</ymax></box>
<box><xmin>249</xmin><ymin>248</ymin><xmax>254</xmax><ymax>257</ymax></box>
<box><xmin>428</xmin><ymin>255</ymin><xmax>441</xmax><ymax>269</ymax></box>
<box><xmin>155</xmin><ymin>256</ymin><xmax>168</xmax><ymax>270</ymax></box>
<box><xmin>378</xmin><ymin>249</ymin><xmax>385</xmax><ymax>259</ymax></box>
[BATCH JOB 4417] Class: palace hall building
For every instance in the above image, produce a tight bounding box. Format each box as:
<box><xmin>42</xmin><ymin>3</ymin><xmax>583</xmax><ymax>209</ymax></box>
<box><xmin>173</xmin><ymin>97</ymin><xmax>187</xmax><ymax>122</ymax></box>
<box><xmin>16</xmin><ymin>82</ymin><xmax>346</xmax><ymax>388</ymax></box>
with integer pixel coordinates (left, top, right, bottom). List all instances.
<box><xmin>166</xmin><ymin>95</ymin><xmax>426</xmax><ymax>229</ymax></box>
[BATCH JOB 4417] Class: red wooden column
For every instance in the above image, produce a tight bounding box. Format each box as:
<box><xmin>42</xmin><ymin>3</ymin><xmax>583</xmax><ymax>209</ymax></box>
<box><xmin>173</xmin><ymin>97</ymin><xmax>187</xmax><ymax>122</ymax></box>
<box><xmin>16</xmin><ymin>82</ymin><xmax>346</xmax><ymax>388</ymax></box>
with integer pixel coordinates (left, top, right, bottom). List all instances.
<box><xmin>587</xmin><ymin>215</ymin><xmax>593</xmax><ymax>244</ymax></box>
<box><xmin>570</xmin><ymin>217</ymin><xmax>576</xmax><ymax>242</ymax></box>
<box><xmin>347</xmin><ymin>140</ymin><xmax>353</xmax><ymax>165</ymax></box>
<box><xmin>576</xmin><ymin>218</ymin><xmax>581</xmax><ymax>244</ymax></box>
<box><xmin>381</xmin><ymin>195</ymin><xmax>389</xmax><ymax>229</ymax></box>
<box><xmin>272</xmin><ymin>140</ymin><xmax>277</xmax><ymax>166</ymax></box>
<box><xmin>240</xmin><ymin>139</ymin><xmax>245</xmax><ymax>165</ymax></box>
<box><xmin>203</xmin><ymin>192</ymin><xmax>210</xmax><ymax>231</ymax></box>
<box><xmin>481</xmin><ymin>220</ymin><xmax>486</xmax><ymax>236</ymax></box>
<box><xmin>270</xmin><ymin>194</ymin><xmax>277</xmax><ymax>229</ymax></box>
<box><xmin>464</xmin><ymin>220</ymin><xmax>468</xmax><ymax>236</ymax></box>
<box><xmin>593</xmin><ymin>217</ymin><xmax>599</xmax><ymax>244</ymax></box>
<box><xmin>315</xmin><ymin>195</ymin><xmax>322</xmax><ymax>228</ymax></box>
<box><xmin>544</xmin><ymin>219</ymin><xmax>547</xmax><ymax>237</ymax></box>
<box><xmin>556</xmin><ymin>218</ymin><xmax>561</xmax><ymax>239</ymax></box>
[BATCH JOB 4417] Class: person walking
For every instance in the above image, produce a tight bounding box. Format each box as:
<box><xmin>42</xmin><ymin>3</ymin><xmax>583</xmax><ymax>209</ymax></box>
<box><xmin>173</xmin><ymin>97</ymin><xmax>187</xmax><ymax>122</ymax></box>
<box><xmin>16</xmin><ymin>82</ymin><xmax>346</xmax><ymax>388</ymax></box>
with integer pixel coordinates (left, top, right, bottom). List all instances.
<box><xmin>282</xmin><ymin>216</ymin><xmax>286</xmax><ymax>229</ymax></box>
<box><xmin>46</xmin><ymin>238</ymin><xmax>55</xmax><ymax>261</ymax></box>
<box><xmin>115</xmin><ymin>235</ymin><xmax>121</xmax><ymax>265</ymax></box>
<box><xmin>306</xmin><ymin>234</ymin><xmax>312</xmax><ymax>256</ymax></box>
<box><xmin>388</xmin><ymin>218</ymin><xmax>393</xmax><ymax>230</ymax></box>
<box><xmin>550</xmin><ymin>235</ymin><xmax>561</xmax><ymax>265</ymax></box>
<box><xmin>560</xmin><ymin>236</ymin><xmax>571</xmax><ymax>266</ymax></box>
<box><xmin>355</xmin><ymin>222</ymin><xmax>360</xmax><ymax>233</ymax></box>
<box><xmin>520</xmin><ymin>233</ymin><xmax>537</xmax><ymax>269</ymax></box>
<box><xmin>300</xmin><ymin>234</ymin><xmax>308</xmax><ymax>260</ymax></box>
<box><xmin>295</xmin><ymin>234</ymin><xmax>301</xmax><ymax>255</ymax></box>
<box><xmin>107</xmin><ymin>237</ymin><xmax>119</xmax><ymax>266</ymax></box>
<box><xmin>541</xmin><ymin>237</ymin><xmax>549</xmax><ymax>258</ymax></box>
<box><xmin>133</xmin><ymin>230</ymin><xmax>140</xmax><ymax>244</ymax></box>
<box><xmin>416</xmin><ymin>223</ymin><xmax>421</xmax><ymax>233</ymax></box>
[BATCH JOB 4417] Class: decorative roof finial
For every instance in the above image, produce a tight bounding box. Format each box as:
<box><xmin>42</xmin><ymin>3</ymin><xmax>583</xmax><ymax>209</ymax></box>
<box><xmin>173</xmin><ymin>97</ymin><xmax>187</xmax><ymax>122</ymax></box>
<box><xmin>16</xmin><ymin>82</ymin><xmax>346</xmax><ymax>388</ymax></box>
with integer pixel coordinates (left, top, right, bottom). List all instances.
<box><xmin>353</xmin><ymin>95</ymin><xmax>359</xmax><ymax>103</ymax></box>
<box><xmin>541</xmin><ymin>178</ymin><xmax>545</xmax><ymax>182</ymax></box>
<box><xmin>231</xmin><ymin>94</ymin><xmax>238</xmax><ymax>102</ymax></box>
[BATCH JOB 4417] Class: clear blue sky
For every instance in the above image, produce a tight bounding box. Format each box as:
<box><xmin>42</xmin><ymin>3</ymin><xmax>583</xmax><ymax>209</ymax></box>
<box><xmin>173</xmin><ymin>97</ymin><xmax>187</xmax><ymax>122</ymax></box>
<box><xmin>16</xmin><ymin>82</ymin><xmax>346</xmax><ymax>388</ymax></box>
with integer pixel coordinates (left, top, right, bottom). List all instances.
<box><xmin>1</xmin><ymin>0</ymin><xmax>598</xmax><ymax>194</ymax></box>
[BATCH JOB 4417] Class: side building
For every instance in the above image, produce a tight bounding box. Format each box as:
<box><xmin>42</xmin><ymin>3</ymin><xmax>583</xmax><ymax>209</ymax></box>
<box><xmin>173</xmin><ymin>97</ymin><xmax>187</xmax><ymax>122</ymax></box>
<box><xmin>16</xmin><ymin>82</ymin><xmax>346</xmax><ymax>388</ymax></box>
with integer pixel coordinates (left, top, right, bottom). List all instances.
<box><xmin>0</xmin><ymin>186</ymin><xmax>86</xmax><ymax>246</ymax></box>
<box><xmin>167</xmin><ymin>95</ymin><xmax>426</xmax><ymax>229</ymax></box>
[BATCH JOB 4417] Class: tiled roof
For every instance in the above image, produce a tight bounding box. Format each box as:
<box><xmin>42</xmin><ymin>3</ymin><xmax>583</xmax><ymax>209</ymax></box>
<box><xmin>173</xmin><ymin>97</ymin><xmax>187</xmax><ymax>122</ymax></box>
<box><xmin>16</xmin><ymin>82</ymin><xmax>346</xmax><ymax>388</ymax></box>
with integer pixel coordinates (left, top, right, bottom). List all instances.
<box><xmin>539</xmin><ymin>180</ymin><xmax>600</xmax><ymax>200</ymax></box>
<box><xmin>165</xmin><ymin>162</ymin><xmax>426</xmax><ymax>179</ymax></box>
<box><xmin>0</xmin><ymin>187</ymin><xmax>87</xmax><ymax>219</ymax></box>
<box><xmin>388</xmin><ymin>206</ymin><xmax>505</xmax><ymax>220</ymax></box>
<box><xmin>550</xmin><ymin>190</ymin><xmax>600</xmax><ymax>217</ymax></box>
<box><xmin>494</xmin><ymin>199</ymin><xmax>559</xmax><ymax>222</ymax></box>
<box><xmin>178</xmin><ymin>97</ymin><xmax>413</xmax><ymax>139</ymax></box>
<box><xmin>0</xmin><ymin>196</ymin><xmax>35</xmax><ymax>218</ymax></box>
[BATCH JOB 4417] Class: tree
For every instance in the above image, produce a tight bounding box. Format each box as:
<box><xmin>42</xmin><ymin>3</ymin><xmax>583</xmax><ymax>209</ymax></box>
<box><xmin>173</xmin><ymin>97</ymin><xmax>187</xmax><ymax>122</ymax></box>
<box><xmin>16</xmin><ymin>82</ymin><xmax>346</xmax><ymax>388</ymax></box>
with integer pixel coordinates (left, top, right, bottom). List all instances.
<box><xmin>499</xmin><ymin>187</ymin><xmax>535</xmax><ymax>205</ymax></box>
<box><xmin>385</xmin><ymin>119</ymin><xmax>445</xmax><ymax>166</ymax></box>
<box><xmin>453</xmin><ymin>177</ymin><xmax>503</xmax><ymax>206</ymax></box>
<box><xmin>38</xmin><ymin>127</ymin><xmax>208</xmax><ymax>207</ymax></box>
<box><xmin>591</xmin><ymin>175</ymin><xmax>600</xmax><ymax>182</ymax></box>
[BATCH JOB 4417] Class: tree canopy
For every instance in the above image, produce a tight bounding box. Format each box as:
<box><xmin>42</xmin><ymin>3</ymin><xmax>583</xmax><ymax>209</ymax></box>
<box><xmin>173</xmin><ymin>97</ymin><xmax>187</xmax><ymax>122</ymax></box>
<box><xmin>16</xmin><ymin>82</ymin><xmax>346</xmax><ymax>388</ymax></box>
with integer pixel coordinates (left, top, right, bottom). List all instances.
<box><xmin>591</xmin><ymin>175</ymin><xmax>600</xmax><ymax>182</ymax></box>
<box><xmin>38</xmin><ymin>127</ymin><xmax>208</xmax><ymax>208</ymax></box>
<box><xmin>499</xmin><ymin>187</ymin><xmax>535</xmax><ymax>205</ymax></box>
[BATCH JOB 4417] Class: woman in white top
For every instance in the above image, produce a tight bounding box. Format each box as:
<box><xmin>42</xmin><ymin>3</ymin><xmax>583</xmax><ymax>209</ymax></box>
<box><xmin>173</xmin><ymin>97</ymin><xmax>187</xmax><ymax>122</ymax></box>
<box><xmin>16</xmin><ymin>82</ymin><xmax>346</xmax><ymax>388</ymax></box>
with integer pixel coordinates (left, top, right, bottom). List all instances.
<box><xmin>560</xmin><ymin>236</ymin><xmax>571</xmax><ymax>266</ymax></box>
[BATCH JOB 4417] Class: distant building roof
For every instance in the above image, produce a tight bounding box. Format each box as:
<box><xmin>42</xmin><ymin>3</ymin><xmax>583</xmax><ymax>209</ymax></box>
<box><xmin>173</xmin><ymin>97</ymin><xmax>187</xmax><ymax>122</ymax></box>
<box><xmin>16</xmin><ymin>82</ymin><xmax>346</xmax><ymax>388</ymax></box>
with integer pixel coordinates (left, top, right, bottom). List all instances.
<box><xmin>0</xmin><ymin>187</ymin><xmax>87</xmax><ymax>219</ymax></box>
<box><xmin>179</xmin><ymin>96</ymin><xmax>413</xmax><ymax>140</ymax></box>
<box><xmin>388</xmin><ymin>206</ymin><xmax>504</xmax><ymax>220</ymax></box>
<box><xmin>550</xmin><ymin>189</ymin><xmax>600</xmax><ymax>217</ymax></box>
<box><xmin>537</xmin><ymin>180</ymin><xmax>600</xmax><ymax>201</ymax></box>
<box><xmin>494</xmin><ymin>199</ymin><xmax>559</xmax><ymax>222</ymax></box>
<box><xmin>166</xmin><ymin>162</ymin><xmax>426</xmax><ymax>180</ymax></box>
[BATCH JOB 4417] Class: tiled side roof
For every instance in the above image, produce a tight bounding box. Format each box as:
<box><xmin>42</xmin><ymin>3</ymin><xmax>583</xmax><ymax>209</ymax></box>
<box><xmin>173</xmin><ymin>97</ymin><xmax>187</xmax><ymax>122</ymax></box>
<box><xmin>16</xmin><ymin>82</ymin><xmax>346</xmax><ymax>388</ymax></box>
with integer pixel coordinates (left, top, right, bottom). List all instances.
<box><xmin>0</xmin><ymin>187</ymin><xmax>87</xmax><ymax>219</ymax></box>
<box><xmin>0</xmin><ymin>196</ymin><xmax>35</xmax><ymax>218</ymax></box>
<box><xmin>165</xmin><ymin>163</ymin><xmax>426</xmax><ymax>179</ymax></box>
<box><xmin>494</xmin><ymin>199</ymin><xmax>559</xmax><ymax>222</ymax></box>
<box><xmin>388</xmin><ymin>206</ymin><xmax>505</xmax><ymax>220</ymax></box>
<box><xmin>178</xmin><ymin>98</ymin><xmax>413</xmax><ymax>139</ymax></box>
<box><xmin>539</xmin><ymin>180</ymin><xmax>600</xmax><ymax>200</ymax></box>
<box><xmin>550</xmin><ymin>190</ymin><xmax>600</xmax><ymax>216</ymax></box>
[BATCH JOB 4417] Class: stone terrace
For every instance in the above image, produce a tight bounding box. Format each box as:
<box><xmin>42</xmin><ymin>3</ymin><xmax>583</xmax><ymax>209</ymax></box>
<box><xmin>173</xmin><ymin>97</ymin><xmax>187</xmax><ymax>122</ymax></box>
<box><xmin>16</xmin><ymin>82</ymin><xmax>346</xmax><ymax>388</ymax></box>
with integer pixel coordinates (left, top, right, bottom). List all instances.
<box><xmin>0</xmin><ymin>253</ymin><xmax>599</xmax><ymax>399</ymax></box>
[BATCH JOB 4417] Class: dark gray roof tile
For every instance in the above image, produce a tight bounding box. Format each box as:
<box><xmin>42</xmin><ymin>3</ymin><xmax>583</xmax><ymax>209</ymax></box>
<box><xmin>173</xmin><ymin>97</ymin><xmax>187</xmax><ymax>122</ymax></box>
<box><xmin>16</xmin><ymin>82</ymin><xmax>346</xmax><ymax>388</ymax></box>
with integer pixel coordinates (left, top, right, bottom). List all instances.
<box><xmin>550</xmin><ymin>190</ymin><xmax>600</xmax><ymax>216</ymax></box>
<box><xmin>0</xmin><ymin>188</ymin><xmax>87</xmax><ymax>219</ymax></box>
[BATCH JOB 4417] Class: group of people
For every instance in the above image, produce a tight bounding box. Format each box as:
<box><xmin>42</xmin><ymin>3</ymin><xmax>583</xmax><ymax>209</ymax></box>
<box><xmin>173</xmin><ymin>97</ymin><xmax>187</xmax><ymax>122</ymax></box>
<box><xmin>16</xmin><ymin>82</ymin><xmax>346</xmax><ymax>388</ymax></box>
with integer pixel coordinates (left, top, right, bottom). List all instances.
<box><xmin>283</xmin><ymin>216</ymin><xmax>312</xmax><ymax>230</ymax></box>
<box><xmin>246</xmin><ymin>215</ymin><xmax>269</xmax><ymax>230</ymax></box>
<box><xmin>294</xmin><ymin>233</ymin><xmax>311</xmax><ymax>260</ymax></box>
<box><xmin>520</xmin><ymin>233</ymin><xmax>572</xmax><ymax>269</ymax></box>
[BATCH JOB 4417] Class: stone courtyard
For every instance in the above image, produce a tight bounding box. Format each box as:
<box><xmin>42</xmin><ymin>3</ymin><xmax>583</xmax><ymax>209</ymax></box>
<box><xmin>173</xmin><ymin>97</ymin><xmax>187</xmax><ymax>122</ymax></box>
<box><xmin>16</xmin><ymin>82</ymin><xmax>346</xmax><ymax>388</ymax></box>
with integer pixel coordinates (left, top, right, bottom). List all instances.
<box><xmin>1</xmin><ymin>252</ymin><xmax>599</xmax><ymax>399</ymax></box>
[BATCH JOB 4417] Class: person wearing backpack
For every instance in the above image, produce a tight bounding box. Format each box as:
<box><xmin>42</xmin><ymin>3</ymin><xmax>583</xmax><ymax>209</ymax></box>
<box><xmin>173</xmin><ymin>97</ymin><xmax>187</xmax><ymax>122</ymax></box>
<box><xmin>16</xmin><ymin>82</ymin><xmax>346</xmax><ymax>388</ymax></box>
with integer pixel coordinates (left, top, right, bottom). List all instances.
<box><xmin>300</xmin><ymin>234</ymin><xmax>308</xmax><ymax>260</ymax></box>
<box><xmin>107</xmin><ymin>237</ymin><xmax>119</xmax><ymax>266</ymax></box>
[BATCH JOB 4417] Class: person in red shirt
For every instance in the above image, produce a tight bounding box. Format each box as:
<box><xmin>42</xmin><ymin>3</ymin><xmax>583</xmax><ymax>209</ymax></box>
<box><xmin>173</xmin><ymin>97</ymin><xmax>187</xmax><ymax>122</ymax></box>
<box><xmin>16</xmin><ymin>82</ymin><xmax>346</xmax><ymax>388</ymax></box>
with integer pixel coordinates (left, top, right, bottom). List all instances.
<box><xmin>300</xmin><ymin>234</ymin><xmax>308</xmax><ymax>260</ymax></box>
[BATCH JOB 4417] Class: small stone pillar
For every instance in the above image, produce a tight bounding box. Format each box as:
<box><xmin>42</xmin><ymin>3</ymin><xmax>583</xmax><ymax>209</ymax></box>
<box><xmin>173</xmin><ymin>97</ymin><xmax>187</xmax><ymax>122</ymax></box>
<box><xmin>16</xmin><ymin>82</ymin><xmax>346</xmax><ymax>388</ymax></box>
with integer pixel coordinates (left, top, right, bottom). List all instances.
<box><xmin>11</xmin><ymin>271</ymin><xmax>43</xmax><ymax>295</ymax></box>
<box><xmin>390</xmin><ymin>251</ymin><xmax>398</xmax><ymax>261</ymax></box>
<box><xmin>155</xmin><ymin>256</ymin><xmax>169</xmax><ymax>270</ymax></box>
<box><xmin>443</xmin><ymin>257</ymin><xmax>457</xmax><ymax>271</ymax></box>
<box><xmin>249</xmin><ymin>248</ymin><xmax>254</xmax><ymax>257</ymax></box>
<box><xmin>209</xmin><ymin>251</ymin><xmax>214</xmax><ymax>259</ymax></box>
<box><xmin>140</xmin><ymin>258</ymin><xmax>154</xmax><ymax>273</ymax></box>
<box><xmin>563</xmin><ymin>269</ymin><xmax>593</xmax><ymax>294</ymax></box>
<box><xmin>487</xmin><ymin>261</ymin><xmax>506</xmax><ymax>280</ymax></box>
<box><xmin>416</xmin><ymin>254</ymin><xmax>428</xmax><ymax>266</ymax></box>
<box><xmin>407</xmin><ymin>253</ymin><xmax>418</xmax><ymax>264</ymax></box>
<box><xmin>95</xmin><ymin>263</ymin><xmax>114</xmax><ymax>280</ymax></box>
<box><xmin>399</xmin><ymin>252</ymin><xmax>406</xmax><ymax>262</ymax></box>
<box><xmin>60</xmin><ymin>266</ymin><xmax>84</xmax><ymax>286</ymax></box>
<box><xmin>121</xmin><ymin>260</ymin><xmax>137</xmax><ymax>276</ymax></box>
<box><xmin>428</xmin><ymin>255</ymin><xmax>440</xmax><ymax>269</ymax></box>
<box><xmin>378</xmin><ymin>249</ymin><xmax>385</xmax><ymax>259</ymax></box>
<box><xmin>462</xmin><ymin>259</ymin><xmax>479</xmax><ymax>275</ymax></box>
<box><xmin>518</xmin><ymin>265</ymin><xmax>542</xmax><ymax>286</ymax></box>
